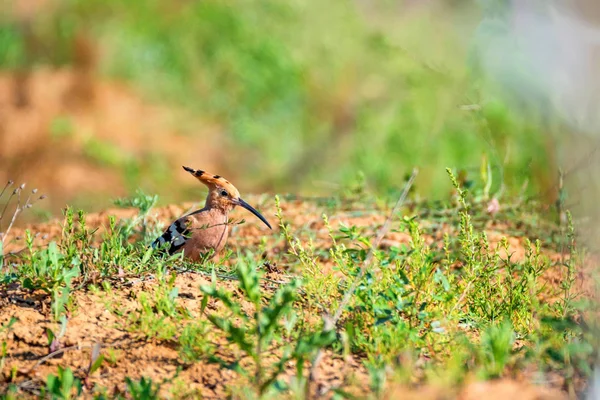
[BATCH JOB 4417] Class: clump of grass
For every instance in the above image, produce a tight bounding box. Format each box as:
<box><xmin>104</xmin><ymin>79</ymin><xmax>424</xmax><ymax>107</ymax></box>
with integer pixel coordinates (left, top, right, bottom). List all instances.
<box><xmin>113</xmin><ymin>189</ymin><xmax>162</xmax><ymax>244</ymax></box>
<box><xmin>17</xmin><ymin>237</ymin><xmax>79</xmax><ymax>322</ymax></box>
<box><xmin>178</xmin><ymin>322</ymin><xmax>213</xmax><ymax>364</ymax></box>
<box><xmin>274</xmin><ymin>195</ymin><xmax>333</xmax><ymax>307</ymax></box>
<box><xmin>124</xmin><ymin>271</ymin><xmax>192</xmax><ymax>341</ymax></box>
<box><xmin>477</xmin><ymin>320</ymin><xmax>516</xmax><ymax>379</ymax></box>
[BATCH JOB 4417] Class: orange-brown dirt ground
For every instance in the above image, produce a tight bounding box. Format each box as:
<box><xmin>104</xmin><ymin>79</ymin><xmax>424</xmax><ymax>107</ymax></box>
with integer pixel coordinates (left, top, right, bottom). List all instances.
<box><xmin>0</xmin><ymin>195</ymin><xmax>593</xmax><ymax>399</ymax></box>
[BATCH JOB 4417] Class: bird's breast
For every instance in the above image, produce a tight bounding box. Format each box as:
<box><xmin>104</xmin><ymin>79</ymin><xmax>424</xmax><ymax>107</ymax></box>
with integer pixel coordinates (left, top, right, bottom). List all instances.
<box><xmin>182</xmin><ymin>211</ymin><xmax>229</xmax><ymax>261</ymax></box>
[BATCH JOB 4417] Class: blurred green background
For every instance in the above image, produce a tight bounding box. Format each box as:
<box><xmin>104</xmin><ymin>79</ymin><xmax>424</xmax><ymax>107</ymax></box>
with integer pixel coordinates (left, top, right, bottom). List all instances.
<box><xmin>0</xmin><ymin>0</ymin><xmax>559</xmax><ymax>216</ymax></box>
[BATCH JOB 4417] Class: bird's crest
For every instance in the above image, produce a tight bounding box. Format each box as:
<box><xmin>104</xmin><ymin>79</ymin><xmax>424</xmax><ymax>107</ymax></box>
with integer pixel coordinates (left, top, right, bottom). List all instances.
<box><xmin>182</xmin><ymin>166</ymin><xmax>240</xmax><ymax>198</ymax></box>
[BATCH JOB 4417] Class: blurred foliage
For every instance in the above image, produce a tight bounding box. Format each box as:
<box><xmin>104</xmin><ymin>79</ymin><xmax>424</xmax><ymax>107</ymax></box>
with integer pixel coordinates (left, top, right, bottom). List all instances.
<box><xmin>0</xmin><ymin>0</ymin><xmax>558</xmax><ymax>202</ymax></box>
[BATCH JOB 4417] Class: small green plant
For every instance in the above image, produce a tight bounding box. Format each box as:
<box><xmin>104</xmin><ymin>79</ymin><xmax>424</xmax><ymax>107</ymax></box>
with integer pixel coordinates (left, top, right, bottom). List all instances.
<box><xmin>113</xmin><ymin>189</ymin><xmax>160</xmax><ymax>244</ymax></box>
<box><xmin>200</xmin><ymin>255</ymin><xmax>332</xmax><ymax>397</ymax></box>
<box><xmin>0</xmin><ymin>317</ymin><xmax>17</xmax><ymax>372</ymax></box>
<box><xmin>43</xmin><ymin>366</ymin><xmax>82</xmax><ymax>400</ymax></box>
<box><xmin>61</xmin><ymin>208</ymin><xmax>96</xmax><ymax>259</ymax></box>
<box><xmin>274</xmin><ymin>196</ymin><xmax>338</xmax><ymax>309</ymax></box>
<box><xmin>337</xmin><ymin>214</ymin><xmax>451</xmax><ymax>392</ymax></box>
<box><xmin>125</xmin><ymin>376</ymin><xmax>161</xmax><ymax>400</ymax></box>
<box><xmin>20</xmin><ymin>240</ymin><xmax>80</xmax><ymax>321</ymax></box>
<box><xmin>442</xmin><ymin>168</ymin><xmax>596</xmax><ymax>385</ymax></box>
<box><xmin>126</xmin><ymin>271</ymin><xmax>191</xmax><ymax>340</ymax></box>
<box><xmin>83</xmin><ymin>343</ymin><xmax>105</xmax><ymax>390</ymax></box>
<box><xmin>178</xmin><ymin>322</ymin><xmax>213</xmax><ymax>363</ymax></box>
<box><xmin>446</xmin><ymin>169</ymin><xmax>547</xmax><ymax>332</ymax></box>
<box><xmin>559</xmin><ymin>211</ymin><xmax>577</xmax><ymax>317</ymax></box>
<box><xmin>56</xmin><ymin>200</ymin><xmax>169</xmax><ymax>280</ymax></box>
<box><xmin>477</xmin><ymin>320</ymin><xmax>516</xmax><ymax>379</ymax></box>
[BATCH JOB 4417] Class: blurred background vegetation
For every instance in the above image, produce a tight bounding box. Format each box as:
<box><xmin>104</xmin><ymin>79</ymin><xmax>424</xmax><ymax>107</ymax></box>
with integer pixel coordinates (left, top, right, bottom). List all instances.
<box><xmin>0</xmin><ymin>0</ymin><xmax>562</xmax><ymax>219</ymax></box>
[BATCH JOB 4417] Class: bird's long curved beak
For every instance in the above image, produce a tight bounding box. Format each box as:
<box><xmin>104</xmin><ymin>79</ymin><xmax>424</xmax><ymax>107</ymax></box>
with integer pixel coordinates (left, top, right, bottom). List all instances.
<box><xmin>235</xmin><ymin>198</ymin><xmax>272</xmax><ymax>229</ymax></box>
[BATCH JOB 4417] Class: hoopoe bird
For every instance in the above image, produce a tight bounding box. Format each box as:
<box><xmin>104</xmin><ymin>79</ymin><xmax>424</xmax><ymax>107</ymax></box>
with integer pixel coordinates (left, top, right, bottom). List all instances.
<box><xmin>152</xmin><ymin>166</ymin><xmax>272</xmax><ymax>261</ymax></box>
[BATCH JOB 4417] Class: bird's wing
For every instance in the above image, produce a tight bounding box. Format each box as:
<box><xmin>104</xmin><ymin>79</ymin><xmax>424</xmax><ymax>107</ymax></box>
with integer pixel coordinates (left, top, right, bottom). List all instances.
<box><xmin>151</xmin><ymin>215</ymin><xmax>193</xmax><ymax>255</ymax></box>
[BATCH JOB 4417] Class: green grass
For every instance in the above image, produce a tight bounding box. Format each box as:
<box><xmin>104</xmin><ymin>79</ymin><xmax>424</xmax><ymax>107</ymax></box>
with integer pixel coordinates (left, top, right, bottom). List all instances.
<box><xmin>0</xmin><ymin>172</ymin><xmax>596</xmax><ymax>398</ymax></box>
<box><xmin>0</xmin><ymin>0</ymin><xmax>560</xmax><ymax>203</ymax></box>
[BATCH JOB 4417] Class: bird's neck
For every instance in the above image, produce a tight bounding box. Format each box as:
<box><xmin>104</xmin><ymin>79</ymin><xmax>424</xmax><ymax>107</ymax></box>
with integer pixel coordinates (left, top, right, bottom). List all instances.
<box><xmin>204</xmin><ymin>200</ymin><xmax>232</xmax><ymax>215</ymax></box>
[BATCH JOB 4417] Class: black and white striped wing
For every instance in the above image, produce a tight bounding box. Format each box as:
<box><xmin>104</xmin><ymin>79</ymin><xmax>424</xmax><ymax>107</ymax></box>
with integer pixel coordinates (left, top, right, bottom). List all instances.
<box><xmin>151</xmin><ymin>217</ymin><xmax>191</xmax><ymax>255</ymax></box>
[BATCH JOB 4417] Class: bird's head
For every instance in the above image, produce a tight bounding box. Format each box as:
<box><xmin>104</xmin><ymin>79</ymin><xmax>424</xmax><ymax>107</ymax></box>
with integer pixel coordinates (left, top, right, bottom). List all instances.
<box><xmin>182</xmin><ymin>166</ymin><xmax>272</xmax><ymax>229</ymax></box>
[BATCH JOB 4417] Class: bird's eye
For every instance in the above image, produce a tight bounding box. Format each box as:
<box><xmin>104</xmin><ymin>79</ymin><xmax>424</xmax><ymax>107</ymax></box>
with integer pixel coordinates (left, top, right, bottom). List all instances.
<box><xmin>220</xmin><ymin>190</ymin><xmax>228</xmax><ymax>197</ymax></box>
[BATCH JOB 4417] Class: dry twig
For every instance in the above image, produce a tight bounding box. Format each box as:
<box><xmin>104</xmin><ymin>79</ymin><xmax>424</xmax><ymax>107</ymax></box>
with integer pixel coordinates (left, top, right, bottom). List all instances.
<box><xmin>0</xmin><ymin>180</ymin><xmax>46</xmax><ymax>268</ymax></box>
<box><xmin>28</xmin><ymin>338</ymin><xmax>130</xmax><ymax>373</ymax></box>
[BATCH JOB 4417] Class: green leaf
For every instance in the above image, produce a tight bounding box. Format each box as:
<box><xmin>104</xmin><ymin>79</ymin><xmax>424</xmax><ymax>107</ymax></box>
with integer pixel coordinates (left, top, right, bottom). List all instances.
<box><xmin>200</xmin><ymin>286</ymin><xmax>244</xmax><ymax>317</ymax></box>
<box><xmin>207</xmin><ymin>355</ymin><xmax>246</xmax><ymax>375</ymax></box>
<box><xmin>88</xmin><ymin>343</ymin><xmax>104</xmax><ymax>375</ymax></box>
<box><xmin>63</xmin><ymin>266</ymin><xmax>80</xmax><ymax>284</ymax></box>
<box><xmin>260</xmin><ymin>281</ymin><xmax>300</xmax><ymax>339</ymax></box>
<box><xmin>46</xmin><ymin>328</ymin><xmax>55</xmax><ymax>347</ymax></box>
<box><xmin>207</xmin><ymin>315</ymin><xmax>254</xmax><ymax>354</ymax></box>
<box><xmin>22</xmin><ymin>278</ymin><xmax>35</xmax><ymax>290</ymax></box>
<box><xmin>141</xmin><ymin>247</ymin><xmax>153</xmax><ymax>264</ymax></box>
<box><xmin>200</xmin><ymin>284</ymin><xmax>216</xmax><ymax>296</ymax></box>
<box><xmin>89</xmin><ymin>354</ymin><xmax>104</xmax><ymax>375</ymax></box>
<box><xmin>294</xmin><ymin>330</ymin><xmax>336</xmax><ymax>357</ymax></box>
<box><xmin>200</xmin><ymin>294</ymin><xmax>209</xmax><ymax>314</ymax></box>
<box><xmin>125</xmin><ymin>376</ymin><xmax>160</xmax><ymax>399</ymax></box>
<box><xmin>236</xmin><ymin>258</ymin><xmax>261</xmax><ymax>305</ymax></box>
